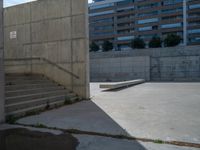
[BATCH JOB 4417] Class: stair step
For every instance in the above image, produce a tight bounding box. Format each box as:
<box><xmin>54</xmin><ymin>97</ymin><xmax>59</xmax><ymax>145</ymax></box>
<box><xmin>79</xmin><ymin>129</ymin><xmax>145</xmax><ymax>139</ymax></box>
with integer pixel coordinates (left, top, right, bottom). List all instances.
<box><xmin>6</xmin><ymin>90</ymin><xmax>68</xmax><ymax>104</ymax></box>
<box><xmin>6</xmin><ymin>80</ymin><xmax>51</xmax><ymax>86</ymax></box>
<box><xmin>6</xmin><ymin>83</ymin><xmax>58</xmax><ymax>91</ymax></box>
<box><xmin>66</xmin><ymin>95</ymin><xmax>79</xmax><ymax>102</ymax></box>
<box><xmin>6</xmin><ymin>86</ymin><xmax>65</xmax><ymax>97</ymax></box>
<box><xmin>6</xmin><ymin>100</ymin><xmax>66</xmax><ymax>117</ymax></box>
<box><xmin>5</xmin><ymin>95</ymin><xmax>67</xmax><ymax>113</ymax></box>
<box><xmin>6</xmin><ymin>73</ymin><xmax>44</xmax><ymax>77</ymax></box>
<box><xmin>6</xmin><ymin>75</ymin><xmax>45</xmax><ymax>80</ymax></box>
<box><xmin>5</xmin><ymin>73</ymin><xmax>81</xmax><ymax>118</ymax></box>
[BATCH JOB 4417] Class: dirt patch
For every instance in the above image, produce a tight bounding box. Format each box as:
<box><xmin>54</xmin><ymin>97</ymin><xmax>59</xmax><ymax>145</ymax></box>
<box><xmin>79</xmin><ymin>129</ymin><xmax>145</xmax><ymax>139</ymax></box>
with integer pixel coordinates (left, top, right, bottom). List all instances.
<box><xmin>0</xmin><ymin>128</ymin><xmax>79</xmax><ymax>150</ymax></box>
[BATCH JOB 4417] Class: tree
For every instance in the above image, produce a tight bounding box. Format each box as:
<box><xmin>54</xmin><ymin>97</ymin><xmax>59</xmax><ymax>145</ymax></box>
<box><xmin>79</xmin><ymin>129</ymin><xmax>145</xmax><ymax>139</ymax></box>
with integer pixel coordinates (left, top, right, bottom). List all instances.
<box><xmin>102</xmin><ymin>41</ymin><xmax>113</xmax><ymax>52</ymax></box>
<box><xmin>131</xmin><ymin>37</ymin><xmax>145</xmax><ymax>49</ymax></box>
<box><xmin>149</xmin><ymin>36</ymin><xmax>162</xmax><ymax>48</ymax></box>
<box><xmin>164</xmin><ymin>34</ymin><xmax>181</xmax><ymax>47</ymax></box>
<box><xmin>90</xmin><ymin>41</ymin><xmax>99</xmax><ymax>52</ymax></box>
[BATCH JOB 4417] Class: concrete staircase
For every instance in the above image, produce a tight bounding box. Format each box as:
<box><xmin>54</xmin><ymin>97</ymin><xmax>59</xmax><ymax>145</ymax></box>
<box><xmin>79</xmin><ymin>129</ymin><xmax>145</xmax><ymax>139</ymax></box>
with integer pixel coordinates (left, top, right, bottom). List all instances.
<box><xmin>5</xmin><ymin>74</ymin><xmax>79</xmax><ymax>117</ymax></box>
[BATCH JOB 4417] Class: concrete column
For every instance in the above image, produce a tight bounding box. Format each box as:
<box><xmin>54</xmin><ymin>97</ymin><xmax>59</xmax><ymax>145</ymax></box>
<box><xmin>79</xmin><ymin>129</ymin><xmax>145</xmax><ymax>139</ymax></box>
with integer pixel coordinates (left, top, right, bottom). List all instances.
<box><xmin>0</xmin><ymin>0</ymin><xmax>5</xmax><ymax>123</ymax></box>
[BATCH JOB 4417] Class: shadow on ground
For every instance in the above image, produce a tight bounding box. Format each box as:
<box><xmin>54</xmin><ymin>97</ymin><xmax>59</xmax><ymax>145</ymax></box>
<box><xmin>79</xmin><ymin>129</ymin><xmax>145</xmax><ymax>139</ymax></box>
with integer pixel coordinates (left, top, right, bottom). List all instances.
<box><xmin>16</xmin><ymin>101</ymin><xmax>147</xmax><ymax>150</ymax></box>
<box><xmin>102</xmin><ymin>84</ymin><xmax>140</xmax><ymax>92</ymax></box>
<box><xmin>0</xmin><ymin>128</ymin><xmax>78</xmax><ymax>150</ymax></box>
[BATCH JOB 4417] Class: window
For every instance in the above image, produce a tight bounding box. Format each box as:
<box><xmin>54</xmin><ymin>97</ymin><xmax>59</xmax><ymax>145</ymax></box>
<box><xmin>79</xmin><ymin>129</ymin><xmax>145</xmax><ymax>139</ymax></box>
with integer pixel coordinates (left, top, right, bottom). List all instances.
<box><xmin>138</xmin><ymin>3</ymin><xmax>159</xmax><ymax>10</ymax></box>
<box><xmin>189</xmin><ymin>37</ymin><xmax>200</xmax><ymax>43</ymax></box>
<box><xmin>152</xmin><ymin>25</ymin><xmax>158</xmax><ymax>30</ymax></box>
<box><xmin>162</xmin><ymin>31</ymin><xmax>183</xmax><ymax>37</ymax></box>
<box><xmin>89</xmin><ymin>3</ymin><xmax>114</xmax><ymax>10</ymax></box>
<box><xmin>89</xmin><ymin>10</ymin><xmax>114</xmax><ymax>17</ymax></box>
<box><xmin>161</xmin><ymin>23</ymin><xmax>182</xmax><ymax>28</ymax></box>
<box><xmin>90</xmin><ymin>31</ymin><xmax>114</xmax><ymax>36</ymax></box>
<box><xmin>117</xmin><ymin>36</ymin><xmax>135</xmax><ymax>41</ymax></box>
<box><xmin>117</xmin><ymin>6</ymin><xmax>134</xmax><ymax>11</ymax></box>
<box><xmin>162</xmin><ymin>7</ymin><xmax>183</xmax><ymax>14</ymax></box>
<box><xmin>90</xmin><ymin>18</ymin><xmax>113</xmax><ymax>24</ymax></box>
<box><xmin>188</xmin><ymin>12</ymin><xmax>200</xmax><ymax>18</ymax></box>
<box><xmin>117</xmin><ymin>23</ymin><xmax>133</xmax><ymax>27</ymax></box>
<box><xmin>117</xmin><ymin>15</ymin><xmax>134</xmax><ymax>20</ymax></box>
<box><xmin>118</xmin><ymin>29</ymin><xmax>131</xmax><ymax>34</ymax></box>
<box><xmin>189</xmin><ymin>4</ymin><xmax>200</xmax><ymax>9</ymax></box>
<box><xmin>162</xmin><ymin>0</ymin><xmax>183</xmax><ymax>6</ymax></box>
<box><xmin>188</xmin><ymin>29</ymin><xmax>200</xmax><ymax>34</ymax></box>
<box><xmin>188</xmin><ymin>21</ymin><xmax>200</xmax><ymax>26</ymax></box>
<box><xmin>138</xmin><ymin>26</ymin><xmax>152</xmax><ymax>31</ymax></box>
<box><xmin>139</xmin><ymin>34</ymin><xmax>158</xmax><ymax>39</ymax></box>
<box><xmin>93</xmin><ymin>25</ymin><xmax>113</xmax><ymax>30</ymax></box>
<box><xmin>162</xmin><ymin>15</ymin><xmax>183</xmax><ymax>21</ymax></box>
<box><xmin>138</xmin><ymin>11</ymin><xmax>158</xmax><ymax>17</ymax></box>
<box><xmin>116</xmin><ymin>0</ymin><xmax>134</xmax><ymax>6</ymax></box>
<box><xmin>138</xmin><ymin>18</ymin><xmax>159</xmax><ymax>24</ymax></box>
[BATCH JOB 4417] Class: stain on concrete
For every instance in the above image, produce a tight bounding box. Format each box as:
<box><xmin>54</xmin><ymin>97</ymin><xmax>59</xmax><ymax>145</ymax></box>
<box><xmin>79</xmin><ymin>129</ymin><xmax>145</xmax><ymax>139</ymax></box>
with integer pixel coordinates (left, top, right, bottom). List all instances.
<box><xmin>0</xmin><ymin>128</ymin><xmax>79</xmax><ymax>150</ymax></box>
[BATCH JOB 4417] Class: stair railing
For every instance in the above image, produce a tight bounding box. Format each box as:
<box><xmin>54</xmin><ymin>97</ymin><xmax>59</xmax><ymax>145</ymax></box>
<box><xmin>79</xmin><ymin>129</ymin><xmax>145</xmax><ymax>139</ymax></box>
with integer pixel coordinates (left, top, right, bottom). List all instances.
<box><xmin>4</xmin><ymin>57</ymin><xmax>79</xmax><ymax>79</ymax></box>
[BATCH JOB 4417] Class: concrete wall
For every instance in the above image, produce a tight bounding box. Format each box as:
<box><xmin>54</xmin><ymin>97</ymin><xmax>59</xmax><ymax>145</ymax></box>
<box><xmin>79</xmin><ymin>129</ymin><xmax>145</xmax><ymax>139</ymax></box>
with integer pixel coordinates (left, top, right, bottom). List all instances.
<box><xmin>4</xmin><ymin>0</ymin><xmax>90</xmax><ymax>99</ymax></box>
<box><xmin>90</xmin><ymin>45</ymin><xmax>200</xmax><ymax>82</ymax></box>
<box><xmin>0</xmin><ymin>0</ymin><xmax>5</xmax><ymax>122</ymax></box>
<box><xmin>90</xmin><ymin>56</ymin><xmax>150</xmax><ymax>82</ymax></box>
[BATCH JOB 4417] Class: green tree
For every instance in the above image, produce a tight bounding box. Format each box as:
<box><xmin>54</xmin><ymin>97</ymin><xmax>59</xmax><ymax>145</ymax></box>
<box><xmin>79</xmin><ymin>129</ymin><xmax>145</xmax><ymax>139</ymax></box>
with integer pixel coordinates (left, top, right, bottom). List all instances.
<box><xmin>131</xmin><ymin>38</ymin><xmax>145</xmax><ymax>49</ymax></box>
<box><xmin>164</xmin><ymin>34</ymin><xmax>181</xmax><ymax>47</ymax></box>
<box><xmin>102</xmin><ymin>41</ymin><xmax>113</xmax><ymax>52</ymax></box>
<box><xmin>90</xmin><ymin>41</ymin><xmax>99</xmax><ymax>52</ymax></box>
<box><xmin>149</xmin><ymin>36</ymin><xmax>162</xmax><ymax>48</ymax></box>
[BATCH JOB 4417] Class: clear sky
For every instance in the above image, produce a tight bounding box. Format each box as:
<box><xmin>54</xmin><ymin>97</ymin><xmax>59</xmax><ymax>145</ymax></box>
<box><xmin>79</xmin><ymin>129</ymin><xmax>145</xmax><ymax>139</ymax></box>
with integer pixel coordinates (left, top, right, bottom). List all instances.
<box><xmin>4</xmin><ymin>0</ymin><xmax>93</xmax><ymax>7</ymax></box>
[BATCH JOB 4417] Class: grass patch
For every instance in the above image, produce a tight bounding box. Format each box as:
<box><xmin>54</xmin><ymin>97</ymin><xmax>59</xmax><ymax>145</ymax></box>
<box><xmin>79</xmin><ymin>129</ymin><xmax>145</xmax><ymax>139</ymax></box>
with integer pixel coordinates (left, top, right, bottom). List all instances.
<box><xmin>35</xmin><ymin>123</ymin><xmax>48</xmax><ymax>128</ymax></box>
<box><xmin>154</xmin><ymin>139</ymin><xmax>164</xmax><ymax>144</ymax></box>
<box><xmin>64</xmin><ymin>97</ymin><xmax>72</xmax><ymax>105</ymax></box>
<box><xmin>25</xmin><ymin>110</ymin><xmax>39</xmax><ymax>116</ymax></box>
<box><xmin>6</xmin><ymin>115</ymin><xmax>18</xmax><ymax>124</ymax></box>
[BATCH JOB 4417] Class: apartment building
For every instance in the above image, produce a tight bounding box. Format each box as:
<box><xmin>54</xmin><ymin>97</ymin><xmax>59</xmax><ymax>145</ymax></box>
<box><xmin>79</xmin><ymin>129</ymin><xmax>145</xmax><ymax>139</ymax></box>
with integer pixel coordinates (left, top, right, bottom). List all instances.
<box><xmin>89</xmin><ymin>0</ymin><xmax>200</xmax><ymax>50</ymax></box>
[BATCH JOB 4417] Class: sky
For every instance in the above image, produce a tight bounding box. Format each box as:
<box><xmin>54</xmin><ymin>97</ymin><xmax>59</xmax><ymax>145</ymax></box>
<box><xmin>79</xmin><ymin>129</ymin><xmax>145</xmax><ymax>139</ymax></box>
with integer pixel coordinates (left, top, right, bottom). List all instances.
<box><xmin>4</xmin><ymin>0</ymin><xmax>93</xmax><ymax>7</ymax></box>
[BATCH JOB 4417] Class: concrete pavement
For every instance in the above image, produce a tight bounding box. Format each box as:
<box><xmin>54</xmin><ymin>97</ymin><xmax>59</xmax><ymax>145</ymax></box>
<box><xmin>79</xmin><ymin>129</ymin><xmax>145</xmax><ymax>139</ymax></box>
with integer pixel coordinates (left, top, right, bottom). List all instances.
<box><xmin>17</xmin><ymin>82</ymin><xmax>200</xmax><ymax>149</ymax></box>
<box><xmin>0</xmin><ymin>124</ymin><xmax>199</xmax><ymax>150</ymax></box>
<box><xmin>75</xmin><ymin>135</ymin><xmax>199</xmax><ymax>150</ymax></box>
<box><xmin>90</xmin><ymin>82</ymin><xmax>200</xmax><ymax>143</ymax></box>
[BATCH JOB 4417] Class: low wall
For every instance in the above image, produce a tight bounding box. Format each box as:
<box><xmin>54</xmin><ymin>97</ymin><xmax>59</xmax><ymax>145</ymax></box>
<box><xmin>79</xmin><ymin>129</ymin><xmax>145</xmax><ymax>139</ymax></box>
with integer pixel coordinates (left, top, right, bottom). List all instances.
<box><xmin>90</xmin><ymin>46</ymin><xmax>200</xmax><ymax>82</ymax></box>
<box><xmin>4</xmin><ymin>0</ymin><xmax>90</xmax><ymax>99</ymax></box>
<box><xmin>90</xmin><ymin>56</ymin><xmax>150</xmax><ymax>82</ymax></box>
<box><xmin>0</xmin><ymin>0</ymin><xmax>5</xmax><ymax>122</ymax></box>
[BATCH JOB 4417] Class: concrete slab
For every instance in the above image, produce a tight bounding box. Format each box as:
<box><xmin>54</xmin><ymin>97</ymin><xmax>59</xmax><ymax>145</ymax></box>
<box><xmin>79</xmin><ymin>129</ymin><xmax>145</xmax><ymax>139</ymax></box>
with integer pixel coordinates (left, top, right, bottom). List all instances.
<box><xmin>99</xmin><ymin>79</ymin><xmax>145</xmax><ymax>89</ymax></box>
<box><xmin>17</xmin><ymin>82</ymin><xmax>200</xmax><ymax>145</ymax></box>
<box><xmin>75</xmin><ymin>135</ymin><xmax>200</xmax><ymax>150</ymax></box>
<box><xmin>1</xmin><ymin>124</ymin><xmax>197</xmax><ymax>150</ymax></box>
<box><xmin>0</xmin><ymin>126</ymin><xmax>78</xmax><ymax>150</ymax></box>
<box><xmin>18</xmin><ymin>101</ymin><xmax>128</xmax><ymax>135</ymax></box>
<box><xmin>0</xmin><ymin>124</ymin><xmax>63</xmax><ymax>135</ymax></box>
<box><xmin>91</xmin><ymin>82</ymin><xmax>200</xmax><ymax>143</ymax></box>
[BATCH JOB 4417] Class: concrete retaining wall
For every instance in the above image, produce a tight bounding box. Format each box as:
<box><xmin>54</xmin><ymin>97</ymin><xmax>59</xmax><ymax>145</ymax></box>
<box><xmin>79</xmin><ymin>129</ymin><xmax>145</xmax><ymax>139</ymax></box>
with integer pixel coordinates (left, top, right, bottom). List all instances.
<box><xmin>90</xmin><ymin>46</ymin><xmax>200</xmax><ymax>81</ymax></box>
<box><xmin>0</xmin><ymin>0</ymin><xmax>5</xmax><ymax>122</ymax></box>
<box><xmin>90</xmin><ymin>56</ymin><xmax>150</xmax><ymax>82</ymax></box>
<box><xmin>4</xmin><ymin>0</ymin><xmax>90</xmax><ymax>99</ymax></box>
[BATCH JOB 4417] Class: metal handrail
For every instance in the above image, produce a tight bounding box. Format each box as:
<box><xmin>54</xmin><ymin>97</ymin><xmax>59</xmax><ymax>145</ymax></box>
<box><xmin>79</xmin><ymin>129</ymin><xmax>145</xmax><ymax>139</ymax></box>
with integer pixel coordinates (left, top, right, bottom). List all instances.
<box><xmin>4</xmin><ymin>57</ymin><xmax>79</xmax><ymax>79</ymax></box>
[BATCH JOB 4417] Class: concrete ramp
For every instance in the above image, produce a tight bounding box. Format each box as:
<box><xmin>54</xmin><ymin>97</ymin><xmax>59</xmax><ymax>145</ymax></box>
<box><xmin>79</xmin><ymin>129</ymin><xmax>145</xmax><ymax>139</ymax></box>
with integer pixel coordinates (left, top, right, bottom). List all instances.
<box><xmin>99</xmin><ymin>79</ymin><xmax>145</xmax><ymax>90</ymax></box>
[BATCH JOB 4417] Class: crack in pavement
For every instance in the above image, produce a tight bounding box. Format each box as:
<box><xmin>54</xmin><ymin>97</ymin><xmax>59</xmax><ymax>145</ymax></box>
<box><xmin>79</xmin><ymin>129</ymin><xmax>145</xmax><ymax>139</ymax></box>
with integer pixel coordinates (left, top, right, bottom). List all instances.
<box><xmin>15</xmin><ymin>123</ymin><xmax>200</xmax><ymax>149</ymax></box>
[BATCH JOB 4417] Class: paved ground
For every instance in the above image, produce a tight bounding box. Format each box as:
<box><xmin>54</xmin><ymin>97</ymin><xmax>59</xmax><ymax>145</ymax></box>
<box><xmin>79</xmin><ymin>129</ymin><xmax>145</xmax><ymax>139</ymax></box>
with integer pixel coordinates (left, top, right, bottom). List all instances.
<box><xmin>91</xmin><ymin>82</ymin><xmax>200</xmax><ymax>143</ymax></box>
<box><xmin>17</xmin><ymin>82</ymin><xmax>200</xmax><ymax>149</ymax></box>
<box><xmin>75</xmin><ymin>135</ymin><xmax>199</xmax><ymax>150</ymax></box>
<box><xmin>0</xmin><ymin>124</ymin><xmax>199</xmax><ymax>150</ymax></box>
<box><xmin>0</xmin><ymin>127</ymin><xmax>78</xmax><ymax>150</ymax></box>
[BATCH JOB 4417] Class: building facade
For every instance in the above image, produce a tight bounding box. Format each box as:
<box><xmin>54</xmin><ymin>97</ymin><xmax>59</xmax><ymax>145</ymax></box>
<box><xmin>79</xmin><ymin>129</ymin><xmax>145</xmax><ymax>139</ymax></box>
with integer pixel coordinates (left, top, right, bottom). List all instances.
<box><xmin>89</xmin><ymin>0</ymin><xmax>200</xmax><ymax>51</ymax></box>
